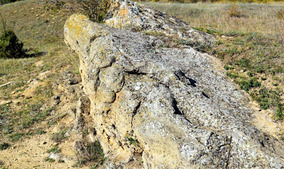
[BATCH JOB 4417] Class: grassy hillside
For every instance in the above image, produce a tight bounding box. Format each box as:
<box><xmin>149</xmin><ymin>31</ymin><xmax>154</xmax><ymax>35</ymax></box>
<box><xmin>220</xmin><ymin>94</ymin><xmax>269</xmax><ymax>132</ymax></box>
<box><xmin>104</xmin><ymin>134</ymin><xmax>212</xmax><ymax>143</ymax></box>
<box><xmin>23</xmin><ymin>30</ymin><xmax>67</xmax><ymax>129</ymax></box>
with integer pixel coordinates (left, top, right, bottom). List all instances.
<box><xmin>0</xmin><ymin>1</ymin><xmax>106</xmax><ymax>167</ymax></box>
<box><xmin>144</xmin><ymin>2</ymin><xmax>284</xmax><ymax>120</ymax></box>
<box><xmin>137</xmin><ymin>0</ymin><xmax>284</xmax><ymax>3</ymax></box>
<box><xmin>0</xmin><ymin>0</ymin><xmax>79</xmax><ymax>144</ymax></box>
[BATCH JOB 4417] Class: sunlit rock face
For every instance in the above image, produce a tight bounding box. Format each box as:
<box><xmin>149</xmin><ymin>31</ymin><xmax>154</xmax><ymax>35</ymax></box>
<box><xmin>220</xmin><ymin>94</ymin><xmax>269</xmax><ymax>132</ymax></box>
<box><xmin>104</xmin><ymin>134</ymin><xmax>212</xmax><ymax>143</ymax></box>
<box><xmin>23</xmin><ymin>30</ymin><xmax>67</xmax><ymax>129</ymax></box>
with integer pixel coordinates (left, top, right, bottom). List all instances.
<box><xmin>104</xmin><ymin>0</ymin><xmax>215</xmax><ymax>50</ymax></box>
<box><xmin>64</xmin><ymin>1</ymin><xmax>284</xmax><ymax>168</ymax></box>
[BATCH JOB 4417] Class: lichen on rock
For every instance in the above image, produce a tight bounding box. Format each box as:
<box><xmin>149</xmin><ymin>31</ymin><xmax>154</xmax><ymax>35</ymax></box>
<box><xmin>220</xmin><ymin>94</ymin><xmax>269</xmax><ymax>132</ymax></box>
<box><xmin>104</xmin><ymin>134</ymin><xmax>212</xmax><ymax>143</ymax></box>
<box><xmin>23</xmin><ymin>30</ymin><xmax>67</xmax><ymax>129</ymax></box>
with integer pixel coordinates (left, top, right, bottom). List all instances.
<box><xmin>64</xmin><ymin>0</ymin><xmax>284</xmax><ymax>168</ymax></box>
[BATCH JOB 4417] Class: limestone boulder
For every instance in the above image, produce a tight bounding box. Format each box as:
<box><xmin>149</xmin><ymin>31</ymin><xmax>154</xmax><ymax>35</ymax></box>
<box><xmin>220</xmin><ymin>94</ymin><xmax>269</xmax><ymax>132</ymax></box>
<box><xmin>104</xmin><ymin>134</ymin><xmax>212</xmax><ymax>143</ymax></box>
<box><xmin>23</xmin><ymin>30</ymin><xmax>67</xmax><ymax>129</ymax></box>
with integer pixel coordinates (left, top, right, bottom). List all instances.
<box><xmin>64</xmin><ymin>14</ymin><xmax>283</xmax><ymax>168</ymax></box>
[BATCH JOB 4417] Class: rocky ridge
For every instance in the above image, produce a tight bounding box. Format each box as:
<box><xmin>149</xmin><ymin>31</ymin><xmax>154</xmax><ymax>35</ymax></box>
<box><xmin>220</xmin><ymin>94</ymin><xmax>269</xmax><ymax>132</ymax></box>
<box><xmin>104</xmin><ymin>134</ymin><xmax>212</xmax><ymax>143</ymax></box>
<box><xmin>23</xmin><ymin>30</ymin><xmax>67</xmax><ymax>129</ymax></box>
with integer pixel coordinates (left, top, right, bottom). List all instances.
<box><xmin>64</xmin><ymin>0</ymin><xmax>284</xmax><ymax>168</ymax></box>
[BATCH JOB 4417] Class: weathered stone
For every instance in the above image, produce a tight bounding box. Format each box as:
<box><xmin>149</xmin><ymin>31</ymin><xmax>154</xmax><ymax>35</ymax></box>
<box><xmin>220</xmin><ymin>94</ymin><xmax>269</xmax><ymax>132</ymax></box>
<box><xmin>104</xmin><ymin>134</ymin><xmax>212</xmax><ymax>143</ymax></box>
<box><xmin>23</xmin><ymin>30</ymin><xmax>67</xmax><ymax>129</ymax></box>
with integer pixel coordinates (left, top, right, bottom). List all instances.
<box><xmin>64</xmin><ymin>2</ymin><xmax>284</xmax><ymax>168</ymax></box>
<box><xmin>105</xmin><ymin>0</ymin><xmax>215</xmax><ymax>49</ymax></box>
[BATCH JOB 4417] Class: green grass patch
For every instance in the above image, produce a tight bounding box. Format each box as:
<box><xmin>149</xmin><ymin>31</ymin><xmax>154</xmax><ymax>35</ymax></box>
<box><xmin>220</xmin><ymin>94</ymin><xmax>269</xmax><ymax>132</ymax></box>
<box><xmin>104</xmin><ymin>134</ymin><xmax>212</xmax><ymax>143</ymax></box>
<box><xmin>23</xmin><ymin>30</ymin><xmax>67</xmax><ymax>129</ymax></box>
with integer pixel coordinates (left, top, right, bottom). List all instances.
<box><xmin>9</xmin><ymin>132</ymin><xmax>25</xmax><ymax>142</ymax></box>
<box><xmin>126</xmin><ymin>137</ymin><xmax>139</xmax><ymax>146</ymax></box>
<box><xmin>47</xmin><ymin>146</ymin><xmax>60</xmax><ymax>153</ymax></box>
<box><xmin>44</xmin><ymin>157</ymin><xmax>55</xmax><ymax>163</ymax></box>
<box><xmin>238</xmin><ymin>78</ymin><xmax>261</xmax><ymax>92</ymax></box>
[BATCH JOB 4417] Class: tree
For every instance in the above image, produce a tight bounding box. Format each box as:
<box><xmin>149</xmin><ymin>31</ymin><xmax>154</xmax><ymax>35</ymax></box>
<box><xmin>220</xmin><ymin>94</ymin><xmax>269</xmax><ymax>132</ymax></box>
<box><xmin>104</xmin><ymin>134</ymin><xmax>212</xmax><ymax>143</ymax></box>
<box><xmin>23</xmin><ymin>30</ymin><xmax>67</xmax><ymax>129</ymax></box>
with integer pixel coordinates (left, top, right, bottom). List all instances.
<box><xmin>0</xmin><ymin>30</ymin><xmax>27</xmax><ymax>58</ymax></box>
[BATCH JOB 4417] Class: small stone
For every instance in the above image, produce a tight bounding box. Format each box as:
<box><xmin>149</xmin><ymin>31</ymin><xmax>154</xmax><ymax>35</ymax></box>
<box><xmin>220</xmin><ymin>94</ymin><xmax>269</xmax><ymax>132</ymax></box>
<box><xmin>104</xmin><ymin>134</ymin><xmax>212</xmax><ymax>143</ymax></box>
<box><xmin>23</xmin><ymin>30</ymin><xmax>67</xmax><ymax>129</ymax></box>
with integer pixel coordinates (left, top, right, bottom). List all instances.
<box><xmin>49</xmin><ymin>153</ymin><xmax>59</xmax><ymax>160</ymax></box>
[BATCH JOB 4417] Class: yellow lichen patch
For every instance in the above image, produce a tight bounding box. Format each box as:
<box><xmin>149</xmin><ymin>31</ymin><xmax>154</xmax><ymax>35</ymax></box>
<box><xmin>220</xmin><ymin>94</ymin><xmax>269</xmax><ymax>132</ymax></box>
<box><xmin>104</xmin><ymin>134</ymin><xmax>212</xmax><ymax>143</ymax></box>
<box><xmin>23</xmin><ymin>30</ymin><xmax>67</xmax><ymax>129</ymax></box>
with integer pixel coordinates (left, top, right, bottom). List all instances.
<box><xmin>66</xmin><ymin>14</ymin><xmax>88</xmax><ymax>38</ymax></box>
<box><xmin>119</xmin><ymin>7</ymin><xmax>129</xmax><ymax>17</ymax></box>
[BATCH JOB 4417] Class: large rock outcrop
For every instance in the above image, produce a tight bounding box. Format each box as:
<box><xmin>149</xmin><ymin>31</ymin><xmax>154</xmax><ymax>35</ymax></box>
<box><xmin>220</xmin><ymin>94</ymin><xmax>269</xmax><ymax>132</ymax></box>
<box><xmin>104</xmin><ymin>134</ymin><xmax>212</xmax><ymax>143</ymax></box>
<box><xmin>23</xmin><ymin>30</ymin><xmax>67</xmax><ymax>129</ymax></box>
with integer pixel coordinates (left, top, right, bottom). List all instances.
<box><xmin>104</xmin><ymin>0</ymin><xmax>214</xmax><ymax>50</ymax></box>
<box><xmin>64</xmin><ymin>1</ymin><xmax>284</xmax><ymax>168</ymax></box>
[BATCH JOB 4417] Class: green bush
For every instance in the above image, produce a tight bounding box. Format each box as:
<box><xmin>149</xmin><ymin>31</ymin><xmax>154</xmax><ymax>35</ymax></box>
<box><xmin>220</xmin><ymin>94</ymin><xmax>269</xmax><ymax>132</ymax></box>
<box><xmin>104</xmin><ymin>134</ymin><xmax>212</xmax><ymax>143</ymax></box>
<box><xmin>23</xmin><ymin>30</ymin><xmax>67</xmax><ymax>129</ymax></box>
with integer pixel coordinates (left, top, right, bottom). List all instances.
<box><xmin>0</xmin><ymin>0</ymin><xmax>17</xmax><ymax>5</ymax></box>
<box><xmin>239</xmin><ymin>78</ymin><xmax>261</xmax><ymax>92</ymax></box>
<box><xmin>276</xmin><ymin>105</ymin><xmax>283</xmax><ymax>120</ymax></box>
<box><xmin>235</xmin><ymin>58</ymin><xmax>250</xmax><ymax>68</ymax></box>
<box><xmin>0</xmin><ymin>30</ymin><xmax>27</xmax><ymax>58</ymax></box>
<box><xmin>250</xmin><ymin>88</ymin><xmax>283</xmax><ymax>117</ymax></box>
<box><xmin>77</xmin><ymin>0</ymin><xmax>111</xmax><ymax>23</ymax></box>
<box><xmin>0</xmin><ymin>142</ymin><xmax>10</xmax><ymax>150</ymax></box>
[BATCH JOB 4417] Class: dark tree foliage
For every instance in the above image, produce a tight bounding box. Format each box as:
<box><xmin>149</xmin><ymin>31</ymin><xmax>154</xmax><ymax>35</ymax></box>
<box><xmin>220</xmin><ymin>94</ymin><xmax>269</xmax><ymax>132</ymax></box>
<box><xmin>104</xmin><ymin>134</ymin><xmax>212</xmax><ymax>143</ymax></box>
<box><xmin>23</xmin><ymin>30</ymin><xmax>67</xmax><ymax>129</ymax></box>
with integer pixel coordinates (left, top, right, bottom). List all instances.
<box><xmin>0</xmin><ymin>30</ymin><xmax>27</xmax><ymax>58</ymax></box>
<box><xmin>0</xmin><ymin>0</ymin><xmax>18</xmax><ymax>5</ymax></box>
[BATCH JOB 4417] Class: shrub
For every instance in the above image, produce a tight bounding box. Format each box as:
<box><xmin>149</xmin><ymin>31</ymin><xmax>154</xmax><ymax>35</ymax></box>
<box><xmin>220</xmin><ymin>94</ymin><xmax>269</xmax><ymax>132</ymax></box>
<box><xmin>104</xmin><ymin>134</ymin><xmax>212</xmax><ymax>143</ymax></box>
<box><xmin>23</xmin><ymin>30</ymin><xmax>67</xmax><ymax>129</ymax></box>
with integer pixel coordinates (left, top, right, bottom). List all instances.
<box><xmin>78</xmin><ymin>0</ymin><xmax>111</xmax><ymax>23</ymax></box>
<box><xmin>0</xmin><ymin>142</ymin><xmax>10</xmax><ymax>150</ymax></box>
<box><xmin>255</xmin><ymin>66</ymin><xmax>264</xmax><ymax>73</ymax></box>
<box><xmin>86</xmin><ymin>141</ymin><xmax>104</xmax><ymax>161</ymax></box>
<box><xmin>235</xmin><ymin>58</ymin><xmax>250</xmax><ymax>68</ymax></box>
<box><xmin>0</xmin><ymin>0</ymin><xmax>17</xmax><ymax>5</ymax></box>
<box><xmin>0</xmin><ymin>30</ymin><xmax>27</xmax><ymax>58</ymax></box>
<box><xmin>239</xmin><ymin>78</ymin><xmax>261</xmax><ymax>92</ymax></box>
<box><xmin>51</xmin><ymin>129</ymin><xmax>68</xmax><ymax>142</ymax></box>
<box><xmin>126</xmin><ymin>137</ymin><xmax>139</xmax><ymax>146</ymax></box>
<box><xmin>247</xmin><ymin>71</ymin><xmax>254</xmax><ymax>77</ymax></box>
<box><xmin>224</xmin><ymin>65</ymin><xmax>234</xmax><ymax>70</ymax></box>
<box><xmin>228</xmin><ymin>5</ymin><xmax>241</xmax><ymax>18</ymax></box>
<box><xmin>250</xmin><ymin>88</ymin><xmax>282</xmax><ymax>114</ymax></box>
<box><xmin>276</xmin><ymin>105</ymin><xmax>283</xmax><ymax>120</ymax></box>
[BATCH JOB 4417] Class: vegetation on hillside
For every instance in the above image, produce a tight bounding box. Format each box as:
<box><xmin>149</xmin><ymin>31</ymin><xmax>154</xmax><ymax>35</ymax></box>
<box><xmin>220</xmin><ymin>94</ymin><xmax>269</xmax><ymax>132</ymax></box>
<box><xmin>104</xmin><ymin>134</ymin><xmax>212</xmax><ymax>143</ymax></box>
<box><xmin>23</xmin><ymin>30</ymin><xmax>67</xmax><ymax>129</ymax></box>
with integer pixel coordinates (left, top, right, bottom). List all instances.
<box><xmin>136</xmin><ymin>0</ymin><xmax>284</xmax><ymax>3</ymax></box>
<box><xmin>144</xmin><ymin>2</ymin><xmax>283</xmax><ymax>120</ymax></box>
<box><xmin>0</xmin><ymin>0</ymin><xmax>109</xmax><ymax>167</ymax></box>
<box><xmin>0</xmin><ymin>30</ymin><xmax>27</xmax><ymax>58</ymax></box>
<box><xmin>0</xmin><ymin>0</ymin><xmax>18</xmax><ymax>5</ymax></box>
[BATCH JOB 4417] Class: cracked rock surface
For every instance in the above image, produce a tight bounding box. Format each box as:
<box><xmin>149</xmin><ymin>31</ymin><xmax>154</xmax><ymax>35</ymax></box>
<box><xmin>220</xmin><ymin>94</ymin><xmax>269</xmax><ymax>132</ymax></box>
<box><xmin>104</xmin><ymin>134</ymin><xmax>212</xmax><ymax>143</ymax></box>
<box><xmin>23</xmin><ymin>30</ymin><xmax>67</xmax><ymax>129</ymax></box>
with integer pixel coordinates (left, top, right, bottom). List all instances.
<box><xmin>105</xmin><ymin>0</ymin><xmax>215</xmax><ymax>50</ymax></box>
<box><xmin>64</xmin><ymin>2</ymin><xmax>284</xmax><ymax>168</ymax></box>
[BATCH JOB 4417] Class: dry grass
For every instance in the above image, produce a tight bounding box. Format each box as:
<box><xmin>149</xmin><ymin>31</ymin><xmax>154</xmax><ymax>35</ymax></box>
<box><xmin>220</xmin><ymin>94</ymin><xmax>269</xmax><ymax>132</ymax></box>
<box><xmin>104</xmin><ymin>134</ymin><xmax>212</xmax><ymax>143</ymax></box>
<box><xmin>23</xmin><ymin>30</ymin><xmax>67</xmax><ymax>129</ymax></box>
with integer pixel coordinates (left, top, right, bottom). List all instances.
<box><xmin>0</xmin><ymin>0</ymin><xmax>79</xmax><ymax>143</ymax></box>
<box><xmin>143</xmin><ymin>2</ymin><xmax>284</xmax><ymax>35</ymax></box>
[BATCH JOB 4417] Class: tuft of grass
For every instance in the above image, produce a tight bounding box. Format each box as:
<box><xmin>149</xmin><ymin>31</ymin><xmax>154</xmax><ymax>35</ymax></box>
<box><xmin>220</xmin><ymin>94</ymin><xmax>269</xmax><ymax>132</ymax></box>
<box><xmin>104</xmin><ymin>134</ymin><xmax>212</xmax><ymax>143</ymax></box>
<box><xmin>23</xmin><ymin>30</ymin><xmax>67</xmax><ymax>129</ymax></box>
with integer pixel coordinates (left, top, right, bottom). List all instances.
<box><xmin>250</xmin><ymin>87</ymin><xmax>282</xmax><ymax>117</ymax></box>
<box><xmin>224</xmin><ymin>65</ymin><xmax>234</xmax><ymax>70</ymax></box>
<box><xmin>86</xmin><ymin>141</ymin><xmax>104</xmax><ymax>161</ymax></box>
<box><xmin>8</xmin><ymin>132</ymin><xmax>24</xmax><ymax>142</ymax></box>
<box><xmin>51</xmin><ymin>128</ymin><xmax>68</xmax><ymax>143</ymax></box>
<box><xmin>90</xmin><ymin>157</ymin><xmax>108</xmax><ymax>169</ymax></box>
<box><xmin>47</xmin><ymin>146</ymin><xmax>60</xmax><ymax>153</ymax></box>
<box><xmin>276</xmin><ymin>105</ymin><xmax>283</xmax><ymax>120</ymax></box>
<box><xmin>74</xmin><ymin>140</ymin><xmax>105</xmax><ymax>168</ymax></box>
<box><xmin>44</xmin><ymin>157</ymin><xmax>55</xmax><ymax>163</ymax></box>
<box><xmin>0</xmin><ymin>142</ymin><xmax>10</xmax><ymax>150</ymax></box>
<box><xmin>228</xmin><ymin>4</ymin><xmax>241</xmax><ymax>18</ymax></box>
<box><xmin>72</xmin><ymin>160</ymin><xmax>85</xmax><ymax>168</ymax></box>
<box><xmin>238</xmin><ymin>78</ymin><xmax>261</xmax><ymax>92</ymax></box>
<box><xmin>126</xmin><ymin>137</ymin><xmax>139</xmax><ymax>146</ymax></box>
<box><xmin>58</xmin><ymin>159</ymin><xmax>65</xmax><ymax>163</ymax></box>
